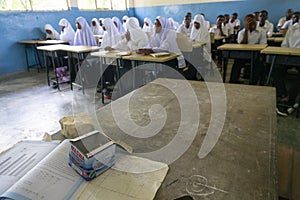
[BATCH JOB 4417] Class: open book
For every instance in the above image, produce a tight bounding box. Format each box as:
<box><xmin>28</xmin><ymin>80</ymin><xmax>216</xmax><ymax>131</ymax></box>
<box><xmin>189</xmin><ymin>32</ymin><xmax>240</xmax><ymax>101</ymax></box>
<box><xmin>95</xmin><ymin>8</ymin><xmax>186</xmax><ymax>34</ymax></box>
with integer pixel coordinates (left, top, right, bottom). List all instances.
<box><xmin>0</xmin><ymin>139</ymin><xmax>168</xmax><ymax>200</ymax></box>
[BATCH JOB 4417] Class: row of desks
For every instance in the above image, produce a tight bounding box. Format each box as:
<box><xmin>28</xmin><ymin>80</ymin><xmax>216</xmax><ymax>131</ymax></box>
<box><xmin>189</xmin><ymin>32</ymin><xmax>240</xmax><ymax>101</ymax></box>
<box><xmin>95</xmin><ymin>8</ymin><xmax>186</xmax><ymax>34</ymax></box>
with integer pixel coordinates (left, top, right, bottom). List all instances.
<box><xmin>217</xmin><ymin>43</ymin><xmax>300</xmax><ymax>84</ymax></box>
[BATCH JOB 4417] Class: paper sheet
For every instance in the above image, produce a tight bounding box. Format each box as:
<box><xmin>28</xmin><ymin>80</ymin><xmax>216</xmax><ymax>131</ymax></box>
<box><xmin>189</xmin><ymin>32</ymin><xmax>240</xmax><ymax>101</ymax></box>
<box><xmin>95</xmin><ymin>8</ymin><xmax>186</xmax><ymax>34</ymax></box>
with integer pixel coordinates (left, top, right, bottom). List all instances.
<box><xmin>75</xmin><ymin>154</ymin><xmax>169</xmax><ymax>200</ymax></box>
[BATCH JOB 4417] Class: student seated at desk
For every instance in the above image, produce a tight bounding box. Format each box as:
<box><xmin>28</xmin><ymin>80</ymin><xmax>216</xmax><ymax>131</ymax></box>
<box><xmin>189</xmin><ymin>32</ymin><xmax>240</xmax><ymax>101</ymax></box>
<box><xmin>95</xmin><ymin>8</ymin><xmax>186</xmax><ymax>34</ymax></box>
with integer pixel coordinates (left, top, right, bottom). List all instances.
<box><xmin>107</xmin><ymin>17</ymin><xmax>149</xmax><ymax>51</ymax></box>
<box><xmin>58</xmin><ymin>18</ymin><xmax>75</xmax><ymax>45</ymax></box>
<box><xmin>101</xmin><ymin>18</ymin><xmax>122</xmax><ymax>49</ymax></box>
<box><xmin>176</xmin><ymin>15</ymin><xmax>193</xmax><ymax>37</ymax></box>
<box><xmin>137</xmin><ymin>16</ymin><xmax>186</xmax><ymax>72</ymax></box>
<box><xmin>190</xmin><ymin>14</ymin><xmax>211</xmax><ymax>62</ymax></box>
<box><xmin>209</xmin><ymin>15</ymin><xmax>229</xmax><ymax>37</ymax></box>
<box><xmin>122</xmin><ymin>15</ymin><xmax>128</xmax><ymax>31</ymax></box>
<box><xmin>277</xmin><ymin>9</ymin><xmax>293</xmax><ymax>32</ymax></box>
<box><xmin>91</xmin><ymin>18</ymin><xmax>104</xmax><ymax>35</ymax></box>
<box><xmin>74</xmin><ymin>16</ymin><xmax>97</xmax><ymax>46</ymax></box>
<box><xmin>273</xmin><ymin>21</ymin><xmax>300</xmax><ymax>116</ymax></box>
<box><xmin>44</xmin><ymin>24</ymin><xmax>60</xmax><ymax>40</ymax></box>
<box><xmin>256</xmin><ymin>10</ymin><xmax>274</xmax><ymax>38</ymax></box>
<box><xmin>142</xmin><ymin>17</ymin><xmax>155</xmax><ymax>39</ymax></box>
<box><xmin>112</xmin><ymin>17</ymin><xmax>126</xmax><ymax>36</ymax></box>
<box><xmin>229</xmin><ymin>14</ymin><xmax>266</xmax><ymax>85</ymax></box>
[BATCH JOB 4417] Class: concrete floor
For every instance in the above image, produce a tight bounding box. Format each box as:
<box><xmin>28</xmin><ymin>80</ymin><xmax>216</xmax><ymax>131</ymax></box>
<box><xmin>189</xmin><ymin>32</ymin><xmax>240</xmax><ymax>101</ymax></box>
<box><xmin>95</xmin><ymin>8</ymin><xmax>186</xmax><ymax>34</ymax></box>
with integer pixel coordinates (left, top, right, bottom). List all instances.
<box><xmin>0</xmin><ymin>69</ymin><xmax>299</xmax><ymax>154</ymax></box>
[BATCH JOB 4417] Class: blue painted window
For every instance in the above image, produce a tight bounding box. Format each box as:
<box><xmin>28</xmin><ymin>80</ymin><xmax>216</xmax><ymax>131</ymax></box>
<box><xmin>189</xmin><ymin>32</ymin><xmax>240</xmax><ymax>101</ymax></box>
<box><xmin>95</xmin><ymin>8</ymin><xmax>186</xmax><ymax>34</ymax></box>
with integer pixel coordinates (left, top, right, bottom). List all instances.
<box><xmin>77</xmin><ymin>0</ymin><xmax>127</xmax><ymax>10</ymax></box>
<box><xmin>0</xmin><ymin>0</ymin><xmax>70</xmax><ymax>11</ymax></box>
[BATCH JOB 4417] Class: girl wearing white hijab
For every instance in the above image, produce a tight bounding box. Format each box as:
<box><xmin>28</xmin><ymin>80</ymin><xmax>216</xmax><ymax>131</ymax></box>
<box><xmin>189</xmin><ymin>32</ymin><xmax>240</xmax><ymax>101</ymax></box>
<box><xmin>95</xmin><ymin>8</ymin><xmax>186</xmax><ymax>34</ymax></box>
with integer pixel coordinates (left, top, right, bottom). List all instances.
<box><xmin>101</xmin><ymin>18</ymin><xmax>122</xmax><ymax>49</ymax></box>
<box><xmin>142</xmin><ymin>17</ymin><xmax>155</xmax><ymax>38</ymax></box>
<box><xmin>91</xmin><ymin>18</ymin><xmax>104</xmax><ymax>35</ymax></box>
<box><xmin>122</xmin><ymin>15</ymin><xmax>129</xmax><ymax>31</ymax></box>
<box><xmin>58</xmin><ymin>18</ymin><xmax>75</xmax><ymax>45</ymax></box>
<box><xmin>74</xmin><ymin>16</ymin><xmax>97</xmax><ymax>46</ymax></box>
<box><xmin>190</xmin><ymin>14</ymin><xmax>211</xmax><ymax>62</ymax></box>
<box><xmin>112</xmin><ymin>17</ymin><xmax>149</xmax><ymax>51</ymax></box>
<box><xmin>168</xmin><ymin>18</ymin><xmax>180</xmax><ymax>30</ymax></box>
<box><xmin>138</xmin><ymin>16</ymin><xmax>185</xmax><ymax>69</ymax></box>
<box><xmin>112</xmin><ymin>16</ymin><xmax>126</xmax><ymax>35</ymax></box>
<box><xmin>44</xmin><ymin>24</ymin><xmax>60</xmax><ymax>40</ymax></box>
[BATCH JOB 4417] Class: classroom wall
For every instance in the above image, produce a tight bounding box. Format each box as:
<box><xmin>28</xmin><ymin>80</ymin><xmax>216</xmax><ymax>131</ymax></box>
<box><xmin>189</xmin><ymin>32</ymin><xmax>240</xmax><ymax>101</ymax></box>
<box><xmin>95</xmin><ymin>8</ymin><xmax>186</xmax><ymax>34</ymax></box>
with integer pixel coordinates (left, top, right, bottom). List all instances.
<box><xmin>0</xmin><ymin>8</ymin><xmax>131</xmax><ymax>75</ymax></box>
<box><xmin>133</xmin><ymin>0</ymin><xmax>300</xmax><ymax>32</ymax></box>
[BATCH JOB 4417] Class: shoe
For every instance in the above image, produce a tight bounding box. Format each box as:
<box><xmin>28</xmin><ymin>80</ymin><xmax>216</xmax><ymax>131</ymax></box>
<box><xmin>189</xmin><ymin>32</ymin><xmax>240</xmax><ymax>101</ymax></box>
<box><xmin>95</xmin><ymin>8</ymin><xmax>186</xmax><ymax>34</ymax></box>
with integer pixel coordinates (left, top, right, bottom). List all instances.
<box><xmin>104</xmin><ymin>93</ymin><xmax>112</xmax><ymax>99</ymax></box>
<box><xmin>276</xmin><ymin>107</ymin><xmax>288</xmax><ymax>117</ymax></box>
<box><xmin>287</xmin><ymin>103</ymin><xmax>299</xmax><ymax>114</ymax></box>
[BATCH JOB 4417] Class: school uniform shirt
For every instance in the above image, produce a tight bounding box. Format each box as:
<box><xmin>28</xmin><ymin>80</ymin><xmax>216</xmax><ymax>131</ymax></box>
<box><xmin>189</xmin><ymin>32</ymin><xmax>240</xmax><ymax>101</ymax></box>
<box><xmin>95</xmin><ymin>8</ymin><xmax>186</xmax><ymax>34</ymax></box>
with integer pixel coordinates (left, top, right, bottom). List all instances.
<box><xmin>58</xmin><ymin>18</ymin><xmax>75</xmax><ymax>45</ymax></box>
<box><xmin>44</xmin><ymin>24</ymin><xmax>60</xmax><ymax>40</ymax></box>
<box><xmin>237</xmin><ymin>28</ymin><xmax>267</xmax><ymax>44</ymax></box>
<box><xmin>101</xmin><ymin>18</ymin><xmax>122</xmax><ymax>48</ymax></box>
<box><xmin>91</xmin><ymin>18</ymin><xmax>104</xmax><ymax>35</ymax></box>
<box><xmin>224</xmin><ymin>22</ymin><xmax>234</xmax><ymax>35</ymax></box>
<box><xmin>277</xmin><ymin>16</ymin><xmax>286</xmax><ymax>28</ymax></box>
<box><xmin>176</xmin><ymin>23</ymin><xmax>193</xmax><ymax>36</ymax></box>
<box><xmin>112</xmin><ymin>17</ymin><xmax>126</xmax><ymax>35</ymax></box>
<box><xmin>209</xmin><ymin>24</ymin><xmax>229</xmax><ymax>37</ymax></box>
<box><xmin>281</xmin><ymin>19</ymin><xmax>293</xmax><ymax>29</ymax></box>
<box><xmin>148</xmin><ymin>16</ymin><xmax>185</xmax><ymax>69</ymax></box>
<box><xmin>281</xmin><ymin>23</ymin><xmax>300</xmax><ymax>48</ymax></box>
<box><xmin>229</xmin><ymin>18</ymin><xmax>241</xmax><ymax>29</ymax></box>
<box><xmin>190</xmin><ymin>14</ymin><xmax>211</xmax><ymax>62</ymax></box>
<box><xmin>113</xmin><ymin>17</ymin><xmax>149</xmax><ymax>51</ymax></box>
<box><xmin>256</xmin><ymin>20</ymin><xmax>274</xmax><ymax>37</ymax></box>
<box><xmin>74</xmin><ymin>16</ymin><xmax>97</xmax><ymax>46</ymax></box>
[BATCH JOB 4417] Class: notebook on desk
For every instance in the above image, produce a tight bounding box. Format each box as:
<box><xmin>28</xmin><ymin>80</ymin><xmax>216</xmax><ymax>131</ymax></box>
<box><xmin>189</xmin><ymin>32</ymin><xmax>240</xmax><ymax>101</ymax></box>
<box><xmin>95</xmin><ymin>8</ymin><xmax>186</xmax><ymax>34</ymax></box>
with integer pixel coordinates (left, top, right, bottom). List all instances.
<box><xmin>149</xmin><ymin>52</ymin><xmax>171</xmax><ymax>57</ymax></box>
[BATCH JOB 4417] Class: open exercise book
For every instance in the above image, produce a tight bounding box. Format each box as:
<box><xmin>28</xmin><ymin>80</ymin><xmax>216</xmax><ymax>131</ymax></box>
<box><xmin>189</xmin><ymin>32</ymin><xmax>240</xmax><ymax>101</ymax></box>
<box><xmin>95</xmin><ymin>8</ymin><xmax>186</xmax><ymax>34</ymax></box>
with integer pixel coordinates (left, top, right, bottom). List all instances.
<box><xmin>0</xmin><ymin>140</ymin><xmax>168</xmax><ymax>200</ymax></box>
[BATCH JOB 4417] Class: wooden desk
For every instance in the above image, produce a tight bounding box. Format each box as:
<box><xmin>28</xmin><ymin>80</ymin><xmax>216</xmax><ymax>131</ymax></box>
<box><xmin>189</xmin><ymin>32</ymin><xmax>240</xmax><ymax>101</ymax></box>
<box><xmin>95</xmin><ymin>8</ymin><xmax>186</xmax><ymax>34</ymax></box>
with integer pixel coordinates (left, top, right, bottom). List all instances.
<box><xmin>37</xmin><ymin>44</ymin><xmax>69</xmax><ymax>90</ymax></box>
<box><xmin>261</xmin><ymin>46</ymin><xmax>300</xmax><ymax>85</ymax></box>
<box><xmin>19</xmin><ymin>40</ymin><xmax>68</xmax><ymax>71</ymax></box>
<box><xmin>91</xmin><ymin>50</ymin><xmax>124</xmax><ymax>104</ymax></box>
<box><xmin>59</xmin><ymin>45</ymin><xmax>100</xmax><ymax>91</ymax></box>
<box><xmin>95</xmin><ymin>78</ymin><xmax>277</xmax><ymax>199</ymax></box>
<box><xmin>267</xmin><ymin>37</ymin><xmax>284</xmax><ymax>46</ymax></box>
<box><xmin>217</xmin><ymin>44</ymin><xmax>268</xmax><ymax>83</ymax></box>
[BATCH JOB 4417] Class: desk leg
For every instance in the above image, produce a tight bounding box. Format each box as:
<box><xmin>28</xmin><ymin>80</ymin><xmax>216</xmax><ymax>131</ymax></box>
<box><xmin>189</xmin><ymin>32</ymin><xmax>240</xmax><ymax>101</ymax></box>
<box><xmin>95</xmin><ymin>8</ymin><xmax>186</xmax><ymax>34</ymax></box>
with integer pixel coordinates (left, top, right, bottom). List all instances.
<box><xmin>250</xmin><ymin>51</ymin><xmax>254</xmax><ymax>84</ymax></box>
<box><xmin>51</xmin><ymin>52</ymin><xmax>60</xmax><ymax>91</ymax></box>
<box><xmin>25</xmin><ymin>45</ymin><xmax>30</xmax><ymax>72</ymax></box>
<box><xmin>222</xmin><ymin>57</ymin><xmax>228</xmax><ymax>83</ymax></box>
<box><xmin>100</xmin><ymin>57</ymin><xmax>104</xmax><ymax>104</ymax></box>
<box><xmin>34</xmin><ymin>44</ymin><xmax>41</xmax><ymax>72</ymax></box>
<box><xmin>44</xmin><ymin>51</ymin><xmax>50</xmax><ymax>86</ymax></box>
<box><xmin>266</xmin><ymin>55</ymin><xmax>276</xmax><ymax>86</ymax></box>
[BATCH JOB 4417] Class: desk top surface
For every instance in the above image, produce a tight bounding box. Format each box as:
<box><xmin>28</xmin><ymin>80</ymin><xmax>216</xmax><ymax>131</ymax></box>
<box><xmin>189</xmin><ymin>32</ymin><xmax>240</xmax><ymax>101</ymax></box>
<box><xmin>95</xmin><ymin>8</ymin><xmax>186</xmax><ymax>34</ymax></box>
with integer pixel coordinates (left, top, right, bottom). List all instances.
<box><xmin>261</xmin><ymin>46</ymin><xmax>300</xmax><ymax>56</ymax></box>
<box><xmin>217</xmin><ymin>43</ymin><xmax>268</xmax><ymax>51</ymax></box>
<box><xmin>95</xmin><ymin>78</ymin><xmax>277</xmax><ymax>199</ymax></box>
<box><xmin>91</xmin><ymin>50</ymin><xmax>123</xmax><ymax>59</ymax></box>
<box><xmin>122</xmin><ymin>52</ymin><xmax>180</xmax><ymax>62</ymax></box>
<box><xmin>192</xmin><ymin>42</ymin><xmax>206</xmax><ymax>48</ymax></box>
<box><xmin>19</xmin><ymin>40</ymin><xmax>68</xmax><ymax>45</ymax></box>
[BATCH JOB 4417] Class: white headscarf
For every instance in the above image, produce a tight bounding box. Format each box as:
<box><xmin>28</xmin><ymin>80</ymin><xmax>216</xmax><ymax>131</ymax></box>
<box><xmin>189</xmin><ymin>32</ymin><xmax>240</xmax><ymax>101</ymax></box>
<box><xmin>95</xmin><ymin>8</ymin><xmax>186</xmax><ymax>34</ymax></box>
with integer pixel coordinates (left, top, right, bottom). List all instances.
<box><xmin>142</xmin><ymin>17</ymin><xmax>154</xmax><ymax>38</ymax></box>
<box><xmin>91</xmin><ymin>18</ymin><xmax>104</xmax><ymax>35</ymax></box>
<box><xmin>190</xmin><ymin>14</ymin><xmax>211</xmax><ymax>61</ymax></box>
<box><xmin>149</xmin><ymin>16</ymin><xmax>185</xmax><ymax>68</ymax></box>
<box><xmin>101</xmin><ymin>18</ymin><xmax>122</xmax><ymax>48</ymax></box>
<box><xmin>123</xmin><ymin>17</ymin><xmax>149</xmax><ymax>50</ymax></box>
<box><xmin>112</xmin><ymin>16</ymin><xmax>126</xmax><ymax>35</ymax></box>
<box><xmin>74</xmin><ymin>16</ymin><xmax>97</xmax><ymax>46</ymax></box>
<box><xmin>58</xmin><ymin>18</ymin><xmax>75</xmax><ymax>45</ymax></box>
<box><xmin>44</xmin><ymin>24</ymin><xmax>60</xmax><ymax>40</ymax></box>
<box><xmin>168</xmin><ymin>18</ymin><xmax>180</xmax><ymax>30</ymax></box>
<box><xmin>122</xmin><ymin>15</ymin><xmax>129</xmax><ymax>31</ymax></box>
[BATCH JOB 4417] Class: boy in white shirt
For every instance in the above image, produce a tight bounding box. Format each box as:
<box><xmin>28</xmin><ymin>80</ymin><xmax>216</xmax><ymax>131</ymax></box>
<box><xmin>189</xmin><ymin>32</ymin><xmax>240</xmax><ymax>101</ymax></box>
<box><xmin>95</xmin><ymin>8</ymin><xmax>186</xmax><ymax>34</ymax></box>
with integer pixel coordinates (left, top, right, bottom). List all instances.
<box><xmin>229</xmin><ymin>14</ymin><xmax>266</xmax><ymax>85</ymax></box>
<box><xmin>229</xmin><ymin>12</ymin><xmax>241</xmax><ymax>32</ymax></box>
<box><xmin>256</xmin><ymin>10</ymin><xmax>274</xmax><ymax>38</ymax></box>
<box><xmin>277</xmin><ymin>9</ymin><xmax>293</xmax><ymax>31</ymax></box>
<box><xmin>209</xmin><ymin>15</ymin><xmax>229</xmax><ymax>37</ymax></box>
<box><xmin>177</xmin><ymin>15</ymin><xmax>193</xmax><ymax>36</ymax></box>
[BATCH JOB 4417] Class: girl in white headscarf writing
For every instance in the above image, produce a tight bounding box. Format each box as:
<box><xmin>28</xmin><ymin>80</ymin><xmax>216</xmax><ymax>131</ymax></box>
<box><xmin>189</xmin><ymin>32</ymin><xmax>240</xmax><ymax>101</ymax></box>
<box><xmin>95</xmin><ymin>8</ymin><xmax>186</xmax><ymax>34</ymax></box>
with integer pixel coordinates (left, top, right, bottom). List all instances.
<box><xmin>44</xmin><ymin>24</ymin><xmax>60</xmax><ymax>40</ymax></box>
<box><xmin>58</xmin><ymin>18</ymin><xmax>75</xmax><ymax>45</ymax></box>
<box><xmin>190</xmin><ymin>14</ymin><xmax>211</xmax><ymax>62</ymax></box>
<box><xmin>91</xmin><ymin>18</ymin><xmax>104</xmax><ymax>35</ymax></box>
<box><xmin>73</xmin><ymin>16</ymin><xmax>97</xmax><ymax>46</ymax></box>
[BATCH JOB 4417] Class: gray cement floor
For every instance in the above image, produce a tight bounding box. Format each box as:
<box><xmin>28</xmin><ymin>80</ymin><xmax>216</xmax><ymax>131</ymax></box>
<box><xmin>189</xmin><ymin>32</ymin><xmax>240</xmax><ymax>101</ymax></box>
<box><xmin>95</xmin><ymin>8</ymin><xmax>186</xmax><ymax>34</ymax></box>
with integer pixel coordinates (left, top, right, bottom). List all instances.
<box><xmin>0</xmin><ymin>69</ymin><xmax>299</xmax><ymax>153</ymax></box>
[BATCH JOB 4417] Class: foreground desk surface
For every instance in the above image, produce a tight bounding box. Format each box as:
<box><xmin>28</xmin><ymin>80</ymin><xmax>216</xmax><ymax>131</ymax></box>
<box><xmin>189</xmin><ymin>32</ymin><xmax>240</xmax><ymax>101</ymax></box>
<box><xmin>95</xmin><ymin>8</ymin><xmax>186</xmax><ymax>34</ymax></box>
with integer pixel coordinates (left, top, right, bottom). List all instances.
<box><xmin>95</xmin><ymin>78</ymin><xmax>277</xmax><ymax>199</ymax></box>
<box><xmin>217</xmin><ymin>43</ymin><xmax>268</xmax><ymax>51</ymax></box>
<box><xmin>261</xmin><ymin>46</ymin><xmax>300</xmax><ymax>56</ymax></box>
